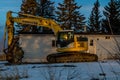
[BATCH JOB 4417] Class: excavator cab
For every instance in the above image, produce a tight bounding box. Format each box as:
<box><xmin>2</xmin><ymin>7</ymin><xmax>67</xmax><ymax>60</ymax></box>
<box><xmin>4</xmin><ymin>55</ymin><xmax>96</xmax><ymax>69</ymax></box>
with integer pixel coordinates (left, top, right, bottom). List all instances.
<box><xmin>56</xmin><ymin>30</ymin><xmax>74</xmax><ymax>48</ymax></box>
<box><xmin>47</xmin><ymin>30</ymin><xmax>98</xmax><ymax>63</ymax></box>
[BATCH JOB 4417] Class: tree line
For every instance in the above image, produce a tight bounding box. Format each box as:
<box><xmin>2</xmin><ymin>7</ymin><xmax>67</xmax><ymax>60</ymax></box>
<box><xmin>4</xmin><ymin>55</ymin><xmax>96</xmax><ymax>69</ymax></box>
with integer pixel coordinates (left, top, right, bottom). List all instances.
<box><xmin>17</xmin><ymin>0</ymin><xmax>120</xmax><ymax>34</ymax></box>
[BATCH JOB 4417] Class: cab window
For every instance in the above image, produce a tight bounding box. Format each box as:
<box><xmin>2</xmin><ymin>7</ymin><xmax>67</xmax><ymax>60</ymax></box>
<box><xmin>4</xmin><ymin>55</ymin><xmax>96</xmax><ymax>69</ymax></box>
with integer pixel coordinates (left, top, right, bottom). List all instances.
<box><xmin>60</xmin><ymin>32</ymin><xmax>73</xmax><ymax>41</ymax></box>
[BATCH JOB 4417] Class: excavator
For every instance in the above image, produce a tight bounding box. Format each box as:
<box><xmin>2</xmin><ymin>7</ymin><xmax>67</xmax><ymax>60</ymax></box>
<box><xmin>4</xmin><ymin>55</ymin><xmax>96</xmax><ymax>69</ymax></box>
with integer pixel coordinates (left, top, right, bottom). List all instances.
<box><xmin>3</xmin><ymin>11</ymin><xmax>98</xmax><ymax>64</ymax></box>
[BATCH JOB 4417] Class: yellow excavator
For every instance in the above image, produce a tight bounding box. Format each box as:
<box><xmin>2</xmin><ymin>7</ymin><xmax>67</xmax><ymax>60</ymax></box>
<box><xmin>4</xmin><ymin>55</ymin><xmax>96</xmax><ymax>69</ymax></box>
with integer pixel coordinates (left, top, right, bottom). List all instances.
<box><xmin>3</xmin><ymin>11</ymin><xmax>98</xmax><ymax>64</ymax></box>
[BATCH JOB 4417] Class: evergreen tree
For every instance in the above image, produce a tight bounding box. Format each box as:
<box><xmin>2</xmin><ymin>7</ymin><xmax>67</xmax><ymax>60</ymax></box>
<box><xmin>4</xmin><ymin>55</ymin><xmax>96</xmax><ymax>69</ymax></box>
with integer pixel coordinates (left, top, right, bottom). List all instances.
<box><xmin>36</xmin><ymin>0</ymin><xmax>55</xmax><ymax>19</ymax></box>
<box><xmin>56</xmin><ymin>0</ymin><xmax>85</xmax><ymax>32</ymax></box>
<box><xmin>36</xmin><ymin>0</ymin><xmax>55</xmax><ymax>32</ymax></box>
<box><xmin>88</xmin><ymin>0</ymin><xmax>101</xmax><ymax>33</ymax></box>
<box><xmin>18</xmin><ymin>0</ymin><xmax>55</xmax><ymax>33</ymax></box>
<box><xmin>18</xmin><ymin>0</ymin><xmax>37</xmax><ymax>32</ymax></box>
<box><xmin>20</xmin><ymin>0</ymin><xmax>37</xmax><ymax>15</ymax></box>
<box><xmin>102</xmin><ymin>0</ymin><xmax>120</xmax><ymax>34</ymax></box>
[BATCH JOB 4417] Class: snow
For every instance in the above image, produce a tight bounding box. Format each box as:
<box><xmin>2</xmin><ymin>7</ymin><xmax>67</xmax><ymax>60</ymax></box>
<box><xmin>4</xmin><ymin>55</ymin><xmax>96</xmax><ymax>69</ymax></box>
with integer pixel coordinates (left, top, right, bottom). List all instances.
<box><xmin>0</xmin><ymin>60</ymin><xmax>120</xmax><ymax>80</ymax></box>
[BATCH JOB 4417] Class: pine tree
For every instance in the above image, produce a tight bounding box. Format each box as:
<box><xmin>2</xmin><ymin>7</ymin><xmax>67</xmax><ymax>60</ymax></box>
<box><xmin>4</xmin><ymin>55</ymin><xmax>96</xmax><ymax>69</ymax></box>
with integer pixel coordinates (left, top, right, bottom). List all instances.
<box><xmin>88</xmin><ymin>0</ymin><xmax>101</xmax><ymax>33</ymax></box>
<box><xmin>18</xmin><ymin>0</ymin><xmax>38</xmax><ymax>33</ymax></box>
<box><xmin>20</xmin><ymin>0</ymin><xmax>37</xmax><ymax>15</ymax></box>
<box><xmin>102</xmin><ymin>0</ymin><xmax>120</xmax><ymax>34</ymax></box>
<box><xmin>18</xmin><ymin>0</ymin><xmax>55</xmax><ymax>33</ymax></box>
<box><xmin>36</xmin><ymin>0</ymin><xmax>55</xmax><ymax>33</ymax></box>
<box><xmin>56</xmin><ymin>0</ymin><xmax>85</xmax><ymax>32</ymax></box>
<box><xmin>36</xmin><ymin>0</ymin><xmax>55</xmax><ymax>19</ymax></box>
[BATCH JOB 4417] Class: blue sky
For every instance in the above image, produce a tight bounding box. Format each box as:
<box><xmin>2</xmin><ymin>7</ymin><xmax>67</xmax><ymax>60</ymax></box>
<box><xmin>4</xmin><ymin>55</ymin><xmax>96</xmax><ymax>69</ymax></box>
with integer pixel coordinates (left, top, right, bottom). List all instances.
<box><xmin>0</xmin><ymin>0</ymin><xmax>110</xmax><ymax>39</ymax></box>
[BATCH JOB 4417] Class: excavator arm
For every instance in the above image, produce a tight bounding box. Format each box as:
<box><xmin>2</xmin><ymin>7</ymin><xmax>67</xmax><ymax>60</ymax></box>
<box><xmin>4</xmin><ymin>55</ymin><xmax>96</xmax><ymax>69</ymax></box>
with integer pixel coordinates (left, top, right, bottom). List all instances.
<box><xmin>4</xmin><ymin>11</ymin><xmax>62</xmax><ymax>64</ymax></box>
<box><xmin>6</xmin><ymin>11</ymin><xmax>62</xmax><ymax>47</ymax></box>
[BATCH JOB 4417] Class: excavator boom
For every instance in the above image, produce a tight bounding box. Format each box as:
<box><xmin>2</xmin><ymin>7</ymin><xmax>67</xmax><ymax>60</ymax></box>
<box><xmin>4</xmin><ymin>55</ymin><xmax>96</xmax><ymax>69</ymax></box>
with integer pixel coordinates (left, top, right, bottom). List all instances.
<box><xmin>6</xmin><ymin>11</ymin><xmax>62</xmax><ymax>47</ymax></box>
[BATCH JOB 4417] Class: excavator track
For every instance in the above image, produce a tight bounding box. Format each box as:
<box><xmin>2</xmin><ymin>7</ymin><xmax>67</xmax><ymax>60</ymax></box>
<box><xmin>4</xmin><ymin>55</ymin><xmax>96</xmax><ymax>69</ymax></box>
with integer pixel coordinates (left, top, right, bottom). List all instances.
<box><xmin>47</xmin><ymin>52</ymin><xmax>98</xmax><ymax>63</ymax></box>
